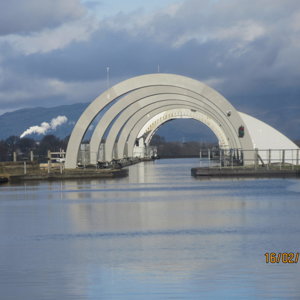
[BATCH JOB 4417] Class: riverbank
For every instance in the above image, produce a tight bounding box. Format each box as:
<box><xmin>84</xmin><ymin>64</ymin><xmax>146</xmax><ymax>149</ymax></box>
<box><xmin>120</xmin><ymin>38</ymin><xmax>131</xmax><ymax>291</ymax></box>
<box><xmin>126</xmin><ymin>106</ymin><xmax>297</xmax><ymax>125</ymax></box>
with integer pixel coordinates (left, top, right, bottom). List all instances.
<box><xmin>8</xmin><ymin>168</ymin><xmax>128</xmax><ymax>183</ymax></box>
<box><xmin>191</xmin><ymin>165</ymin><xmax>300</xmax><ymax>178</ymax></box>
<box><xmin>0</xmin><ymin>167</ymin><xmax>128</xmax><ymax>183</ymax></box>
<box><xmin>0</xmin><ymin>157</ymin><xmax>155</xmax><ymax>183</ymax></box>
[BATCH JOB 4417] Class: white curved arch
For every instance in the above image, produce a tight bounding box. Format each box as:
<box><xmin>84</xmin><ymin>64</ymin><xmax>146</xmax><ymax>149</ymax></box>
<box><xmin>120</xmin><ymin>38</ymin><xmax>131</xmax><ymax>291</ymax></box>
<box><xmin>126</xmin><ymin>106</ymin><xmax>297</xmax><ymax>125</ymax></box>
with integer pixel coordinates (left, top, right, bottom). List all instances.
<box><xmin>89</xmin><ymin>86</ymin><xmax>187</xmax><ymax>163</ymax></box>
<box><xmin>65</xmin><ymin>73</ymin><xmax>253</xmax><ymax>168</ymax></box>
<box><xmin>105</xmin><ymin>99</ymin><xmax>204</xmax><ymax>160</ymax></box>
<box><xmin>132</xmin><ymin>108</ymin><xmax>228</xmax><ymax>156</ymax></box>
<box><xmin>120</xmin><ymin>105</ymin><xmax>205</xmax><ymax>159</ymax></box>
<box><xmin>105</xmin><ymin>97</ymin><xmax>237</xmax><ymax>161</ymax></box>
<box><xmin>119</xmin><ymin>104</ymin><xmax>232</xmax><ymax>160</ymax></box>
<box><xmin>126</xmin><ymin>105</ymin><xmax>228</xmax><ymax>158</ymax></box>
<box><xmin>89</xmin><ymin>85</ymin><xmax>243</xmax><ymax>162</ymax></box>
<box><xmin>125</xmin><ymin>106</ymin><xmax>231</xmax><ymax>157</ymax></box>
<box><xmin>139</xmin><ymin>109</ymin><xmax>228</xmax><ymax>147</ymax></box>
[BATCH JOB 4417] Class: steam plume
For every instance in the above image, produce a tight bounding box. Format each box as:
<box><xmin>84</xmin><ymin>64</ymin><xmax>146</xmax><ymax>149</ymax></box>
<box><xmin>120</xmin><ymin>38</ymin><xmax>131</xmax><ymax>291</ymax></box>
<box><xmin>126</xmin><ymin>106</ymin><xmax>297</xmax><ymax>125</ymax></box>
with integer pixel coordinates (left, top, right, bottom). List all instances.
<box><xmin>20</xmin><ymin>115</ymin><xmax>68</xmax><ymax>138</ymax></box>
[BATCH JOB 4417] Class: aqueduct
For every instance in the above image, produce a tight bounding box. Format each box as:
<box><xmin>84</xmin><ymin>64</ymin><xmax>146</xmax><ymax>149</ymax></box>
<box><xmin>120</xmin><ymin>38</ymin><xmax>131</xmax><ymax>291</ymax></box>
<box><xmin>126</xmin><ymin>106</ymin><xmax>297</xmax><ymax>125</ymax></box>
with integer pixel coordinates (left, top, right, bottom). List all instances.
<box><xmin>65</xmin><ymin>73</ymin><xmax>298</xmax><ymax>168</ymax></box>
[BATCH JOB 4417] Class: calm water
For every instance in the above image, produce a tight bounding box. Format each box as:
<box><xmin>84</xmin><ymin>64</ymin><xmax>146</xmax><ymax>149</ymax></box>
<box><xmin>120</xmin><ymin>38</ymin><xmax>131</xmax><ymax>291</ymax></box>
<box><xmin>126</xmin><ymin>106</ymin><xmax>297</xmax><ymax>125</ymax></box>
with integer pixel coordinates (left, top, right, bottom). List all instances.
<box><xmin>1</xmin><ymin>158</ymin><xmax>300</xmax><ymax>299</ymax></box>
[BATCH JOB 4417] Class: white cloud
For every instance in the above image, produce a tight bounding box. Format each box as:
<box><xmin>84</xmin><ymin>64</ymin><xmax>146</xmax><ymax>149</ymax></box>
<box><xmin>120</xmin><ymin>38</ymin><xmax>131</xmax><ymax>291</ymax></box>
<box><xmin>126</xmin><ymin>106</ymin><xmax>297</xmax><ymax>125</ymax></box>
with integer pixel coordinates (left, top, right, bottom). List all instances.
<box><xmin>98</xmin><ymin>0</ymin><xmax>269</xmax><ymax>52</ymax></box>
<box><xmin>0</xmin><ymin>0</ymin><xmax>86</xmax><ymax>35</ymax></box>
<box><xmin>2</xmin><ymin>16</ymin><xmax>99</xmax><ymax>55</ymax></box>
<box><xmin>215</xmin><ymin>21</ymin><xmax>266</xmax><ymax>42</ymax></box>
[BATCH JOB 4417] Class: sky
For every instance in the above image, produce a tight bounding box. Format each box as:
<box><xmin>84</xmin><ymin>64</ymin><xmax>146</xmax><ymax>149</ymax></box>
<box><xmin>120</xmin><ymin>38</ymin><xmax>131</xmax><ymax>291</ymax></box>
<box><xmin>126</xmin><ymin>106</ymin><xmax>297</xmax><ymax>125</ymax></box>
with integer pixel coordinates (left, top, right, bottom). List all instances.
<box><xmin>0</xmin><ymin>0</ymin><xmax>299</xmax><ymax>137</ymax></box>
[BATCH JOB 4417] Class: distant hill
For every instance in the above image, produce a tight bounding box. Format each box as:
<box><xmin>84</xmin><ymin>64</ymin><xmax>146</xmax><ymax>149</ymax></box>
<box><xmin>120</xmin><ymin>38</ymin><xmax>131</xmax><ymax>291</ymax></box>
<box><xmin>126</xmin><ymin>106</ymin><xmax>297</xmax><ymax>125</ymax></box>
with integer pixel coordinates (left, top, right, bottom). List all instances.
<box><xmin>0</xmin><ymin>102</ymin><xmax>299</xmax><ymax>142</ymax></box>
<box><xmin>0</xmin><ymin>103</ymin><xmax>88</xmax><ymax>140</ymax></box>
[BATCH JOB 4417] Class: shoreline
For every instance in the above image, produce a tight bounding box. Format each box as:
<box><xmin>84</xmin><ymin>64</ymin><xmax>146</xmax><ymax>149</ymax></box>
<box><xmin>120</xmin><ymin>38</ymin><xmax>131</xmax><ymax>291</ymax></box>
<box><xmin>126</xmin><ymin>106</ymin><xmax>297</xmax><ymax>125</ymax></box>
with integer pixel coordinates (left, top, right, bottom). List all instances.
<box><xmin>8</xmin><ymin>168</ymin><xmax>128</xmax><ymax>183</ymax></box>
<box><xmin>191</xmin><ymin>166</ymin><xmax>300</xmax><ymax>178</ymax></box>
<box><xmin>0</xmin><ymin>157</ymin><xmax>154</xmax><ymax>183</ymax></box>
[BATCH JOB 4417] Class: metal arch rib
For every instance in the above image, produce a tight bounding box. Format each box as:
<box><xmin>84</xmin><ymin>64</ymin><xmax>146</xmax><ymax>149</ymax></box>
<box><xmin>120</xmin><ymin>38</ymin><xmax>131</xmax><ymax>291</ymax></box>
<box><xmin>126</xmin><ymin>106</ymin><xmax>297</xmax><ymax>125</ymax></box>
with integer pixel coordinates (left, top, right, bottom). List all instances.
<box><xmin>125</xmin><ymin>105</ymin><xmax>233</xmax><ymax>158</ymax></box>
<box><xmin>67</xmin><ymin>73</ymin><xmax>212</xmax><ymax>168</ymax></box>
<box><xmin>66</xmin><ymin>73</ymin><xmax>254</xmax><ymax>168</ymax></box>
<box><xmin>113</xmin><ymin>99</ymin><xmax>237</xmax><ymax>161</ymax></box>
<box><xmin>89</xmin><ymin>86</ymin><xmax>194</xmax><ymax>163</ymax></box>
<box><xmin>141</xmin><ymin>109</ymin><xmax>229</xmax><ymax>147</ymax></box>
<box><xmin>89</xmin><ymin>84</ymin><xmax>239</xmax><ymax>162</ymax></box>
<box><xmin>90</xmin><ymin>85</ymin><xmax>244</xmax><ymax>162</ymax></box>
<box><xmin>104</xmin><ymin>95</ymin><xmax>236</xmax><ymax>161</ymax></box>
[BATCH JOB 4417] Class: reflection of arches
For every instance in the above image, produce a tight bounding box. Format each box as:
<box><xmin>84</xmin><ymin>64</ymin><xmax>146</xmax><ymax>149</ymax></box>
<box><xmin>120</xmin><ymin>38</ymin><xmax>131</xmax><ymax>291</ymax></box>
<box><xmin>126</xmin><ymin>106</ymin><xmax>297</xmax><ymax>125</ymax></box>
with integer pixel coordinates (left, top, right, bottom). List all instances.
<box><xmin>66</xmin><ymin>73</ymin><xmax>253</xmax><ymax>168</ymax></box>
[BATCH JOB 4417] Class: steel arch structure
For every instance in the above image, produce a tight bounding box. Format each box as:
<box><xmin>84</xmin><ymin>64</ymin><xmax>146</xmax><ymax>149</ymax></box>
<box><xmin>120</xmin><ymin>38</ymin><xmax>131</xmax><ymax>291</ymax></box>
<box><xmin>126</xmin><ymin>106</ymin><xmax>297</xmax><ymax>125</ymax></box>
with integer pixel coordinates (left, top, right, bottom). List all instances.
<box><xmin>137</xmin><ymin>108</ymin><xmax>229</xmax><ymax>150</ymax></box>
<box><xmin>65</xmin><ymin>73</ymin><xmax>254</xmax><ymax>168</ymax></box>
<box><xmin>122</xmin><ymin>105</ymin><xmax>232</xmax><ymax>159</ymax></box>
<box><xmin>104</xmin><ymin>98</ymin><xmax>235</xmax><ymax>161</ymax></box>
<box><xmin>88</xmin><ymin>85</ymin><xmax>243</xmax><ymax>163</ymax></box>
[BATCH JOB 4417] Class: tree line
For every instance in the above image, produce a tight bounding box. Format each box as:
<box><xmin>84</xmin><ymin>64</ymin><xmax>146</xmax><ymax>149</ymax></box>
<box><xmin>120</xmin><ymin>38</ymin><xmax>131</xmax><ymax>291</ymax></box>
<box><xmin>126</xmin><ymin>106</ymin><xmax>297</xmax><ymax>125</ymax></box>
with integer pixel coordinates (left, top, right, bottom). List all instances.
<box><xmin>150</xmin><ymin>135</ymin><xmax>217</xmax><ymax>158</ymax></box>
<box><xmin>0</xmin><ymin>135</ymin><xmax>69</xmax><ymax>162</ymax></box>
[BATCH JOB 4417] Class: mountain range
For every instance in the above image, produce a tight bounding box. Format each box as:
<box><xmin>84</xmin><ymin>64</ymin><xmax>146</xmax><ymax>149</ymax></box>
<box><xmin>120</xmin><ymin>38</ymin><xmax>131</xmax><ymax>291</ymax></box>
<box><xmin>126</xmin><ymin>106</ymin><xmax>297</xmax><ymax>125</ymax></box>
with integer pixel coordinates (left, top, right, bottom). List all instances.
<box><xmin>0</xmin><ymin>102</ymin><xmax>299</xmax><ymax>143</ymax></box>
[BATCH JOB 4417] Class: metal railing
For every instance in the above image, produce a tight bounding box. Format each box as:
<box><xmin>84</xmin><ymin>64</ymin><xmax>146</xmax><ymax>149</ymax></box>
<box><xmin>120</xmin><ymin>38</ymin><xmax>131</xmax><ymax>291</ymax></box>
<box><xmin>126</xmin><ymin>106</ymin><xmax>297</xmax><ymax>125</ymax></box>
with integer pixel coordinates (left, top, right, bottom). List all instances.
<box><xmin>200</xmin><ymin>148</ymin><xmax>300</xmax><ymax>169</ymax></box>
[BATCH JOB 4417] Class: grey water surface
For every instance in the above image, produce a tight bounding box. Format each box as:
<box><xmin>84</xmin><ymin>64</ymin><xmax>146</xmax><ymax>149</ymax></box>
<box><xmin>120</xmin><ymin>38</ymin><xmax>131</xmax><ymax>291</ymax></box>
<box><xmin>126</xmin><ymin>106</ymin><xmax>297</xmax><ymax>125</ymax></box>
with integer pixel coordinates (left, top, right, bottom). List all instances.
<box><xmin>1</xmin><ymin>158</ymin><xmax>300</xmax><ymax>299</ymax></box>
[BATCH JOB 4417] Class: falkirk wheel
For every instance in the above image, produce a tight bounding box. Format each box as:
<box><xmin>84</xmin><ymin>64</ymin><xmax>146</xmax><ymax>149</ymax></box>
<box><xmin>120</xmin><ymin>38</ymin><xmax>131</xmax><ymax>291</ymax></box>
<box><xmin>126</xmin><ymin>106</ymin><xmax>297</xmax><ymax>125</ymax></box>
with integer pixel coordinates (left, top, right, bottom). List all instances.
<box><xmin>65</xmin><ymin>73</ymin><xmax>298</xmax><ymax>169</ymax></box>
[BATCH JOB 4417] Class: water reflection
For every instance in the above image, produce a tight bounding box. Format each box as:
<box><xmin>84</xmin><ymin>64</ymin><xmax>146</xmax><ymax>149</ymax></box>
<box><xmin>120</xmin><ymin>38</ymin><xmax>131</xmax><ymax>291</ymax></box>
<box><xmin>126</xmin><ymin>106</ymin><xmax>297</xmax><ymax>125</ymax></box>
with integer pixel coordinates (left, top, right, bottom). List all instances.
<box><xmin>0</xmin><ymin>159</ymin><xmax>300</xmax><ymax>299</ymax></box>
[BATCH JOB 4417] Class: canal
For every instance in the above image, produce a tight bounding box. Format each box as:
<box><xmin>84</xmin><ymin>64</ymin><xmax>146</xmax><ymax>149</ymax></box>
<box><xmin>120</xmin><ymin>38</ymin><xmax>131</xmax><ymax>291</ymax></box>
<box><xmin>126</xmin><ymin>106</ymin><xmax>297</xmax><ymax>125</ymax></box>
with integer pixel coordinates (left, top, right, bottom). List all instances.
<box><xmin>1</xmin><ymin>158</ymin><xmax>300</xmax><ymax>299</ymax></box>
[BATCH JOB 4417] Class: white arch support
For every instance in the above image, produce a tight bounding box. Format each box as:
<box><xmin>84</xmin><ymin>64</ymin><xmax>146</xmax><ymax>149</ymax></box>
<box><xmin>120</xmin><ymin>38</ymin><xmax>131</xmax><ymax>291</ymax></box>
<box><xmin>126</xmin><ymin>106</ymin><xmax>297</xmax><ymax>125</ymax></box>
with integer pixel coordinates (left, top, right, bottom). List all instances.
<box><xmin>64</xmin><ymin>73</ymin><xmax>298</xmax><ymax>168</ymax></box>
<box><xmin>132</xmin><ymin>108</ymin><xmax>229</xmax><ymax>158</ymax></box>
<box><xmin>89</xmin><ymin>85</ymin><xmax>242</xmax><ymax>163</ymax></box>
<box><xmin>65</xmin><ymin>73</ymin><xmax>253</xmax><ymax>168</ymax></box>
<box><xmin>107</xmin><ymin>97</ymin><xmax>237</xmax><ymax>161</ymax></box>
<box><xmin>139</xmin><ymin>109</ymin><xmax>229</xmax><ymax>148</ymax></box>
<box><xmin>125</xmin><ymin>106</ymin><xmax>231</xmax><ymax>158</ymax></box>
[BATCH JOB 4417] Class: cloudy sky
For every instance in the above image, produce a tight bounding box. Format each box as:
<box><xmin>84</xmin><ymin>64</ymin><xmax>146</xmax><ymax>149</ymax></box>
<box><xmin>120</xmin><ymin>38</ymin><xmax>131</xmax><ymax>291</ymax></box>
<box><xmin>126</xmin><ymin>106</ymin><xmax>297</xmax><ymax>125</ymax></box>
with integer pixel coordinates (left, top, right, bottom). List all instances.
<box><xmin>0</xmin><ymin>0</ymin><xmax>299</xmax><ymax>136</ymax></box>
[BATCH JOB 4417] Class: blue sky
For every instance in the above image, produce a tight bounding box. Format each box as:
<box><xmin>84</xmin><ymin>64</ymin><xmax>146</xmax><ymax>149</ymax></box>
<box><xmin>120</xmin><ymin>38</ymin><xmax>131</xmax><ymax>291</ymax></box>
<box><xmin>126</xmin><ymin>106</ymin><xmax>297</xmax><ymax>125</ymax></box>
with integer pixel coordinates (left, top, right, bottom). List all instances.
<box><xmin>0</xmin><ymin>0</ymin><xmax>299</xmax><ymax>138</ymax></box>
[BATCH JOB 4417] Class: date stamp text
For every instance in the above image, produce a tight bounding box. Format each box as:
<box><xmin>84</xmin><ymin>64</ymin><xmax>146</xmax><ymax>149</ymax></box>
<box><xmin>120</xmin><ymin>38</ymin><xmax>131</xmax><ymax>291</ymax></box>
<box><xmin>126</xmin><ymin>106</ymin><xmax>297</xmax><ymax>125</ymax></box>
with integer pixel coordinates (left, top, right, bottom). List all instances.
<box><xmin>265</xmin><ymin>252</ymin><xmax>299</xmax><ymax>264</ymax></box>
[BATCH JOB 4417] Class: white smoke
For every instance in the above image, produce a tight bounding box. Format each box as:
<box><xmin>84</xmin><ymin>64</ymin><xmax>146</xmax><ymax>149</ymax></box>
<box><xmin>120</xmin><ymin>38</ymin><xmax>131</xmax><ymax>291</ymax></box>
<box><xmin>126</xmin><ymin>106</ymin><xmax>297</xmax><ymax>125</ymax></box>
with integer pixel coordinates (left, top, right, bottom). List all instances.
<box><xmin>20</xmin><ymin>115</ymin><xmax>68</xmax><ymax>138</ymax></box>
<box><xmin>50</xmin><ymin>116</ymin><xmax>68</xmax><ymax>130</ymax></box>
